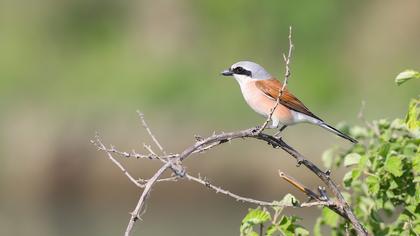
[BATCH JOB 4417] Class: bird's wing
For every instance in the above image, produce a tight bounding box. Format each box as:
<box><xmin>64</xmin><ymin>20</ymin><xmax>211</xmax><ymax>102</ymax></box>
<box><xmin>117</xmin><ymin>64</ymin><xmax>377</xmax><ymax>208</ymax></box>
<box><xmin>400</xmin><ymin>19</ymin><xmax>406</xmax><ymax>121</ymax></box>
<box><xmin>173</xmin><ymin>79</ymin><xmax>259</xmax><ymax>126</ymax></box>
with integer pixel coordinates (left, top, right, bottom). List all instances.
<box><xmin>255</xmin><ymin>79</ymin><xmax>323</xmax><ymax>121</ymax></box>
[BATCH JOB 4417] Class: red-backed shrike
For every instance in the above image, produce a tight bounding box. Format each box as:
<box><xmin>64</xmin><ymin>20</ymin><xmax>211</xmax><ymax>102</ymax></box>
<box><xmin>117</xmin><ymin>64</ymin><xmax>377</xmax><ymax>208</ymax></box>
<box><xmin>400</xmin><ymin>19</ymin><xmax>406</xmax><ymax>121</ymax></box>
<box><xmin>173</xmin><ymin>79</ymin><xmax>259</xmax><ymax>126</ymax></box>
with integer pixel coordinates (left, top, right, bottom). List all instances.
<box><xmin>221</xmin><ymin>61</ymin><xmax>357</xmax><ymax>143</ymax></box>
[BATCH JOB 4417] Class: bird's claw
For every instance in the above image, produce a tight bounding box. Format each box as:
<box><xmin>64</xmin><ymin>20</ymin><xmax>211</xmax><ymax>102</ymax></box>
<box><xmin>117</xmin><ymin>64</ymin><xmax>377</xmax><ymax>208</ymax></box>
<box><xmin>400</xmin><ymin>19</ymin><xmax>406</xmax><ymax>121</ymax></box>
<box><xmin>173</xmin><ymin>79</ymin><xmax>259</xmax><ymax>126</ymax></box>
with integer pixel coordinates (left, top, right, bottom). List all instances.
<box><xmin>252</xmin><ymin>125</ymin><xmax>261</xmax><ymax>134</ymax></box>
<box><xmin>274</xmin><ymin>132</ymin><xmax>282</xmax><ymax>139</ymax></box>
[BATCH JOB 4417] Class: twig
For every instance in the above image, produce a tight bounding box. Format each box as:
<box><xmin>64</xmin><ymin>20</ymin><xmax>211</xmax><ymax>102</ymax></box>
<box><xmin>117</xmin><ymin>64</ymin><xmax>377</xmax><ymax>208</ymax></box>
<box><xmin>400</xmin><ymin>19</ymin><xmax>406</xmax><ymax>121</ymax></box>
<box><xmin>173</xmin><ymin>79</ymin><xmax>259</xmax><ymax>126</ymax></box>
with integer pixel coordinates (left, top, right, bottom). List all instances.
<box><xmin>96</xmin><ymin>144</ymin><xmax>176</xmax><ymax>160</ymax></box>
<box><xmin>258</xmin><ymin>26</ymin><xmax>294</xmax><ymax>133</ymax></box>
<box><xmin>137</xmin><ymin>111</ymin><xmax>167</xmax><ymax>155</ymax></box>
<box><xmin>91</xmin><ymin>135</ymin><xmax>145</xmax><ymax>188</ymax></box>
<box><xmin>186</xmin><ymin>174</ymin><xmax>281</xmax><ymax>207</ymax></box>
<box><xmin>137</xmin><ymin>176</ymin><xmax>179</xmax><ymax>184</ymax></box>
<box><xmin>124</xmin><ymin>162</ymin><xmax>171</xmax><ymax>236</ymax></box>
<box><xmin>279</xmin><ymin>171</ymin><xmax>348</xmax><ymax>220</ymax></box>
<box><xmin>279</xmin><ymin>171</ymin><xmax>320</xmax><ymax>200</ymax></box>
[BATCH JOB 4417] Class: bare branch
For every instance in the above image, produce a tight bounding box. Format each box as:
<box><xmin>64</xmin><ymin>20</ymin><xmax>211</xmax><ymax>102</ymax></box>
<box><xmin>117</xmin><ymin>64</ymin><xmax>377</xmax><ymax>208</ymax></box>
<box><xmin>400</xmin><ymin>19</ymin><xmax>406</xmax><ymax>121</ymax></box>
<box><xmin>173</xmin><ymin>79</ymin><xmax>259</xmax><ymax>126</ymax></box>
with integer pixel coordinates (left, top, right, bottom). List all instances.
<box><xmin>95</xmin><ymin>125</ymin><xmax>368</xmax><ymax>235</ymax></box>
<box><xmin>137</xmin><ymin>176</ymin><xmax>179</xmax><ymax>184</ymax></box>
<box><xmin>137</xmin><ymin>111</ymin><xmax>167</xmax><ymax>155</ymax></box>
<box><xmin>279</xmin><ymin>171</ymin><xmax>349</xmax><ymax>220</ymax></box>
<box><xmin>258</xmin><ymin>26</ymin><xmax>294</xmax><ymax>133</ymax></box>
<box><xmin>279</xmin><ymin>171</ymin><xmax>320</xmax><ymax>200</ymax></box>
<box><xmin>91</xmin><ymin>135</ymin><xmax>145</xmax><ymax>188</ymax></box>
<box><xmin>186</xmin><ymin>174</ymin><xmax>280</xmax><ymax>207</ymax></box>
<box><xmin>124</xmin><ymin>162</ymin><xmax>171</xmax><ymax>236</ymax></box>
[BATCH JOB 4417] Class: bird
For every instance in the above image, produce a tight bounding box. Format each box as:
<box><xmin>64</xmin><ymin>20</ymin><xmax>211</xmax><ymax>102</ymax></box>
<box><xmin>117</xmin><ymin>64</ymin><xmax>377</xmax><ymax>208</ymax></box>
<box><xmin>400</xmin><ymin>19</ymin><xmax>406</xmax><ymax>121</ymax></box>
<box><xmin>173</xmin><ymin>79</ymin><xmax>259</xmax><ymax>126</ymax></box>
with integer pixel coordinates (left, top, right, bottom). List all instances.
<box><xmin>220</xmin><ymin>60</ymin><xmax>357</xmax><ymax>143</ymax></box>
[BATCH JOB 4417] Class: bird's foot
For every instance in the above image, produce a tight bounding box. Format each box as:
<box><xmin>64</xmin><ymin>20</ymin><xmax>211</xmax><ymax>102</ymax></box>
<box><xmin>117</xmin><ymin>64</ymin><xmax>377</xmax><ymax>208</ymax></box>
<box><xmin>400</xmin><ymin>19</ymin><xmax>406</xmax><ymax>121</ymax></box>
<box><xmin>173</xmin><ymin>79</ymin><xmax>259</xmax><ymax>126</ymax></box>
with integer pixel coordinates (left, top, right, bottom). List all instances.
<box><xmin>273</xmin><ymin>125</ymin><xmax>287</xmax><ymax>139</ymax></box>
<box><xmin>251</xmin><ymin>125</ymin><xmax>261</xmax><ymax>134</ymax></box>
<box><xmin>274</xmin><ymin>131</ymin><xmax>283</xmax><ymax>139</ymax></box>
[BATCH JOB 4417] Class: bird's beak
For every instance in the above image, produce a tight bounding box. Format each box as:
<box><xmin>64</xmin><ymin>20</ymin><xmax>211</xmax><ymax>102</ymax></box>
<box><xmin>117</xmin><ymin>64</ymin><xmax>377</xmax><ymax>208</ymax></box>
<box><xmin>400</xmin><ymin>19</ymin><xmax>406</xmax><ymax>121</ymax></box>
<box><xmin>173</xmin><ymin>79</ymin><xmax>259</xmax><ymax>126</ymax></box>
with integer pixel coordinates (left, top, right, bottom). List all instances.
<box><xmin>221</xmin><ymin>69</ymin><xmax>234</xmax><ymax>76</ymax></box>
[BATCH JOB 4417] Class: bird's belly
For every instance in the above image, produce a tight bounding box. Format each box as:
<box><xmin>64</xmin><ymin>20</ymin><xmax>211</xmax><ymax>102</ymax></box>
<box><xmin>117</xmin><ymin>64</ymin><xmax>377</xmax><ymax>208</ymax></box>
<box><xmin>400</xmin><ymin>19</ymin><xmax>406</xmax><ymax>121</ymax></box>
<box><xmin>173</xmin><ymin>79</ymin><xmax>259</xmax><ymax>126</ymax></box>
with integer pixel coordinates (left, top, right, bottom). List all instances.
<box><xmin>240</xmin><ymin>83</ymin><xmax>294</xmax><ymax>125</ymax></box>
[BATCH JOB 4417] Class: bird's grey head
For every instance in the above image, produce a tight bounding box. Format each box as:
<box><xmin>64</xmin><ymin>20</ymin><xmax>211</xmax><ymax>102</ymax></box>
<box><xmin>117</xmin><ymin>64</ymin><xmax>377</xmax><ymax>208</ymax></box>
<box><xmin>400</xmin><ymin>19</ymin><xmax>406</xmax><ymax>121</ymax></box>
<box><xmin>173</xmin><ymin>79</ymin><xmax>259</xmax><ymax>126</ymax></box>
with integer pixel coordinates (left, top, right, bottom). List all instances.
<box><xmin>221</xmin><ymin>61</ymin><xmax>272</xmax><ymax>81</ymax></box>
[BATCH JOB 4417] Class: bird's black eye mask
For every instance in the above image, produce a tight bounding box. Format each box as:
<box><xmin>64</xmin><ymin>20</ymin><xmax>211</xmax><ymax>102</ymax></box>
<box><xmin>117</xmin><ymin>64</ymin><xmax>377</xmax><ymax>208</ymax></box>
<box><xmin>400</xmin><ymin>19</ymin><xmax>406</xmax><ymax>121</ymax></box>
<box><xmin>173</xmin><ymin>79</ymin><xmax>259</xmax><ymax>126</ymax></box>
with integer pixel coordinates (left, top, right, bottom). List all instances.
<box><xmin>232</xmin><ymin>66</ymin><xmax>252</xmax><ymax>77</ymax></box>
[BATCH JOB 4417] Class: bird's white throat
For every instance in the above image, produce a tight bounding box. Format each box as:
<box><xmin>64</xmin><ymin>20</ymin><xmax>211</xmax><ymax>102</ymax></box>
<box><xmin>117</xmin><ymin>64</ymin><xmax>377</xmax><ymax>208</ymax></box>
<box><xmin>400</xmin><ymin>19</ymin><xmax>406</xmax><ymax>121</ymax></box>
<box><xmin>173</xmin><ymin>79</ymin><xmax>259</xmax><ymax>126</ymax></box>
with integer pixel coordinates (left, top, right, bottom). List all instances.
<box><xmin>233</xmin><ymin>74</ymin><xmax>250</xmax><ymax>87</ymax></box>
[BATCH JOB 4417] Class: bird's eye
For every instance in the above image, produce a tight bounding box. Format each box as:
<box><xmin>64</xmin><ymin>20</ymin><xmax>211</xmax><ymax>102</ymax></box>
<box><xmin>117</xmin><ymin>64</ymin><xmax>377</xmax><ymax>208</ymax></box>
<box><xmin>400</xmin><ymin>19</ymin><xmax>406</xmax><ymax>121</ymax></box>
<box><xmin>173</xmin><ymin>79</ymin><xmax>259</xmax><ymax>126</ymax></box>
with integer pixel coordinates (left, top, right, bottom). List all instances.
<box><xmin>234</xmin><ymin>67</ymin><xmax>244</xmax><ymax>73</ymax></box>
<box><xmin>232</xmin><ymin>66</ymin><xmax>252</xmax><ymax>77</ymax></box>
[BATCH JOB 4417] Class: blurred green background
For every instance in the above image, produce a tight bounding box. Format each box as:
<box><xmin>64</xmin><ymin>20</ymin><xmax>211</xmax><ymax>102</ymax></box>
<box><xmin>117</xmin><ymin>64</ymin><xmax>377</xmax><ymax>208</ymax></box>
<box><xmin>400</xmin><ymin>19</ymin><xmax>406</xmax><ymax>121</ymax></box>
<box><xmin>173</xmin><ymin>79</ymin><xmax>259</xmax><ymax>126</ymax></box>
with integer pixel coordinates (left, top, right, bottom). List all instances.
<box><xmin>0</xmin><ymin>0</ymin><xmax>419</xmax><ymax>235</ymax></box>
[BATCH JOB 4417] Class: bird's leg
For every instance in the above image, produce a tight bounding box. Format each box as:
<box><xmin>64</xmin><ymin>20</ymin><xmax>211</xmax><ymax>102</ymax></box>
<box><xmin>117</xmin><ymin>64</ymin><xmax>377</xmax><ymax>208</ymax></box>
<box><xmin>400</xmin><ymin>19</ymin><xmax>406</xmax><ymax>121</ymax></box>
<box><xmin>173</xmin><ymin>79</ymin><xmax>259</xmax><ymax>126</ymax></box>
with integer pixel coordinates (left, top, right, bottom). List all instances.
<box><xmin>279</xmin><ymin>125</ymin><xmax>288</xmax><ymax>132</ymax></box>
<box><xmin>274</xmin><ymin>125</ymin><xmax>287</xmax><ymax>138</ymax></box>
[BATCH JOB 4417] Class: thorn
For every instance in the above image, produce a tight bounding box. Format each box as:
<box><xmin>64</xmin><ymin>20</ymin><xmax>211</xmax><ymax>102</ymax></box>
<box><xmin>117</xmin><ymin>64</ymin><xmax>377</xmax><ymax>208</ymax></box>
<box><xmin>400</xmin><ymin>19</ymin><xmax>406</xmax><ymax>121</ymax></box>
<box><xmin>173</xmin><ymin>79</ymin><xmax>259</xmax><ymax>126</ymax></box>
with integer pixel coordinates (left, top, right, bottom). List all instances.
<box><xmin>325</xmin><ymin>169</ymin><xmax>331</xmax><ymax>177</ymax></box>
<box><xmin>318</xmin><ymin>186</ymin><xmax>329</xmax><ymax>201</ymax></box>
<box><xmin>296</xmin><ymin>157</ymin><xmax>304</xmax><ymax>167</ymax></box>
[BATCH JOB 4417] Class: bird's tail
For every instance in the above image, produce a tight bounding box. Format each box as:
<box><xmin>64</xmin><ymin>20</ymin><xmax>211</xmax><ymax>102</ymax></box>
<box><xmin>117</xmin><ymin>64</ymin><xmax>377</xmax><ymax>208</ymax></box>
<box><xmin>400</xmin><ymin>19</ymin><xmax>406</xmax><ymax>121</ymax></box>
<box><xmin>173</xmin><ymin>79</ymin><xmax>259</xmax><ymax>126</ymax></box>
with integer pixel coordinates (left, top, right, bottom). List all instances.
<box><xmin>319</xmin><ymin>122</ymin><xmax>358</xmax><ymax>143</ymax></box>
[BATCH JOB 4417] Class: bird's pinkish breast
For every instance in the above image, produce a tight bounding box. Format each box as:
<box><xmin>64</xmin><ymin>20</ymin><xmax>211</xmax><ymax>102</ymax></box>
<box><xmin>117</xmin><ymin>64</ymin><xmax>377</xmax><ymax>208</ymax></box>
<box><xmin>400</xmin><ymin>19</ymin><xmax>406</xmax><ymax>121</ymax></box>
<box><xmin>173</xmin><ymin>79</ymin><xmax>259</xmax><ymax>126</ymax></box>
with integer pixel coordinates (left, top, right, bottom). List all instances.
<box><xmin>240</xmin><ymin>81</ymin><xmax>294</xmax><ymax>125</ymax></box>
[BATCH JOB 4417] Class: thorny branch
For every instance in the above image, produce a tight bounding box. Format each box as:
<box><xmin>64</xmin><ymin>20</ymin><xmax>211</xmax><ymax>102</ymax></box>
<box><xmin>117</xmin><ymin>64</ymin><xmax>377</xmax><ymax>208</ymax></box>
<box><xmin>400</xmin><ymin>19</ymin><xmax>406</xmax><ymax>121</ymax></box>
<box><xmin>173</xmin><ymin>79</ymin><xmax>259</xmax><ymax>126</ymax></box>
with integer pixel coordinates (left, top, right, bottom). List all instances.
<box><xmin>92</xmin><ymin>26</ymin><xmax>368</xmax><ymax>236</ymax></box>
<box><xmin>92</xmin><ymin>122</ymin><xmax>368</xmax><ymax>236</ymax></box>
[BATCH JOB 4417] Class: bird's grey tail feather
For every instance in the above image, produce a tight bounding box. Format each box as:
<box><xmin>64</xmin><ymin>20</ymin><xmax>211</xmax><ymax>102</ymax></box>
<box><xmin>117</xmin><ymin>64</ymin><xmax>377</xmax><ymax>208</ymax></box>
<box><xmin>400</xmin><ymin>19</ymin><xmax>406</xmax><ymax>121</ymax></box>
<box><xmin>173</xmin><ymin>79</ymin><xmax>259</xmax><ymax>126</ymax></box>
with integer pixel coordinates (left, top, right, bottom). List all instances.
<box><xmin>319</xmin><ymin>123</ymin><xmax>358</xmax><ymax>143</ymax></box>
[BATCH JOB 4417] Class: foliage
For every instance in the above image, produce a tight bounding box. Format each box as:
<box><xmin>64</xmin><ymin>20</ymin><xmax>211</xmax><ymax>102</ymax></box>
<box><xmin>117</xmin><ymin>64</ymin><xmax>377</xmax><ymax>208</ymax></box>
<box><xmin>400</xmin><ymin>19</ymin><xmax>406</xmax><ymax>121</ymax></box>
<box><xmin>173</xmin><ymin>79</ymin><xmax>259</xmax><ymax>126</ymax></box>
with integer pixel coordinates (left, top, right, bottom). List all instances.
<box><xmin>240</xmin><ymin>75</ymin><xmax>419</xmax><ymax>235</ymax></box>
<box><xmin>240</xmin><ymin>196</ymin><xmax>309</xmax><ymax>236</ymax></box>
<box><xmin>395</xmin><ymin>70</ymin><xmax>420</xmax><ymax>86</ymax></box>
<box><xmin>318</xmin><ymin>92</ymin><xmax>419</xmax><ymax>235</ymax></box>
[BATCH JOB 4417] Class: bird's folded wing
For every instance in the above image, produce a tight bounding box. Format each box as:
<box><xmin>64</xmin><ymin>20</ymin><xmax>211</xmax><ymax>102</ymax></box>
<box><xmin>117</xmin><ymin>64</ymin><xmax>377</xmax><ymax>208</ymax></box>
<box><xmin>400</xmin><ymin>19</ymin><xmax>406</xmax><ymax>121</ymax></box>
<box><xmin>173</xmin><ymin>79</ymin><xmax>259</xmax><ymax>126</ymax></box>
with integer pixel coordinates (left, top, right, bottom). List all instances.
<box><xmin>255</xmin><ymin>79</ymin><xmax>322</xmax><ymax>121</ymax></box>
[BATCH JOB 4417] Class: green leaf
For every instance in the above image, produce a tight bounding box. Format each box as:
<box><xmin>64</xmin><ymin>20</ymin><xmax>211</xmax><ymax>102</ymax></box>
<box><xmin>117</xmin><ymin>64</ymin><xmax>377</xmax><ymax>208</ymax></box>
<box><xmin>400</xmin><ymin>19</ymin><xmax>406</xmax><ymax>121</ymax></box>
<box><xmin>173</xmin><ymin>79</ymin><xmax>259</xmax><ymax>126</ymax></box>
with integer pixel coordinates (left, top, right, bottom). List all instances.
<box><xmin>265</xmin><ymin>225</ymin><xmax>279</xmax><ymax>236</ymax></box>
<box><xmin>403</xmin><ymin>143</ymin><xmax>417</xmax><ymax>157</ymax></box>
<box><xmin>390</xmin><ymin>118</ymin><xmax>406</xmax><ymax>130</ymax></box>
<box><xmin>295</xmin><ymin>226</ymin><xmax>309</xmax><ymax>236</ymax></box>
<box><xmin>279</xmin><ymin>193</ymin><xmax>299</xmax><ymax>207</ymax></box>
<box><xmin>341</xmin><ymin>191</ymin><xmax>352</xmax><ymax>203</ymax></box>
<box><xmin>343</xmin><ymin>171</ymin><xmax>353</xmax><ymax>188</ymax></box>
<box><xmin>384</xmin><ymin>155</ymin><xmax>403</xmax><ymax>177</ymax></box>
<box><xmin>366</xmin><ymin>176</ymin><xmax>380</xmax><ymax>195</ymax></box>
<box><xmin>240</xmin><ymin>208</ymin><xmax>271</xmax><ymax>236</ymax></box>
<box><xmin>313</xmin><ymin>218</ymin><xmax>323</xmax><ymax>236</ymax></box>
<box><xmin>358</xmin><ymin>155</ymin><xmax>368</xmax><ymax>169</ymax></box>
<box><xmin>413</xmin><ymin>154</ymin><xmax>420</xmax><ymax>173</ymax></box>
<box><xmin>378</xmin><ymin>143</ymin><xmax>391</xmax><ymax>157</ymax></box>
<box><xmin>350</xmin><ymin>126</ymin><xmax>369</xmax><ymax>138</ymax></box>
<box><xmin>395</xmin><ymin>69</ymin><xmax>420</xmax><ymax>86</ymax></box>
<box><xmin>278</xmin><ymin>216</ymin><xmax>294</xmax><ymax>236</ymax></box>
<box><xmin>322</xmin><ymin>208</ymin><xmax>339</xmax><ymax>227</ymax></box>
<box><xmin>405</xmin><ymin>99</ymin><xmax>420</xmax><ymax>132</ymax></box>
<box><xmin>351</xmin><ymin>169</ymin><xmax>362</xmax><ymax>181</ymax></box>
<box><xmin>344</xmin><ymin>153</ymin><xmax>362</xmax><ymax>167</ymax></box>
